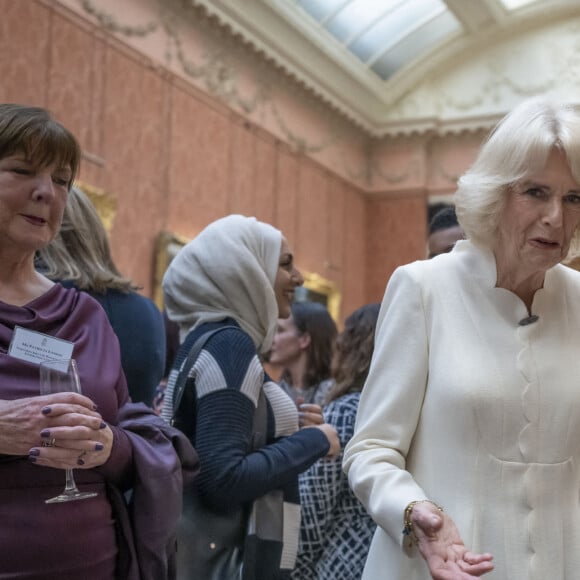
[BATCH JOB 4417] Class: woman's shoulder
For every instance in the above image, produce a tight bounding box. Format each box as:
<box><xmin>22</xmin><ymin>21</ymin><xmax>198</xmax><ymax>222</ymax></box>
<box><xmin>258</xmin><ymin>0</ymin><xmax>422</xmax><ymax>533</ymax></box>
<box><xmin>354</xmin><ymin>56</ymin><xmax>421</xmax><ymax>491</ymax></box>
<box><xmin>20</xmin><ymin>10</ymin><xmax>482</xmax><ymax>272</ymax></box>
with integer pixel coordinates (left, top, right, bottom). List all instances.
<box><xmin>55</xmin><ymin>284</ymin><xmax>110</xmax><ymax>318</ymax></box>
<box><xmin>389</xmin><ymin>254</ymin><xmax>448</xmax><ymax>288</ymax></box>
<box><xmin>325</xmin><ymin>392</ymin><xmax>361</xmax><ymax>417</ymax></box>
<box><xmin>106</xmin><ymin>288</ymin><xmax>156</xmax><ymax>305</ymax></box>
<box><xmin>184</xmin><ymin>321</ymin><xmax>257</xmax><ymax>371</ymax></box>
<box><xmin>183</xmin><ymin>322</ymin><xmax>263</xmax><ymax>403</ymax></box>
<box><xmin>553</xmin><ymin>262</ymin><xmax>580</xmax><ymax>285</ymax></box>
<box><xmin>92</xmin><ymin>289</ymin><xmax>161</xmax><ymax>315</ymax></box>
<box><xmin>389</xmin><ymin>241</ymin><xmax>483</xmax><ymax>297</ymax></box>
<box><xmin>196</xmin><ymin>320</ymin><xmax>253</xmax><ymax>348</ymax></box>
<box><xmin>0</xmin><ymin>283</ymin><xmax>108</xmax><ymax>334</ymax></box>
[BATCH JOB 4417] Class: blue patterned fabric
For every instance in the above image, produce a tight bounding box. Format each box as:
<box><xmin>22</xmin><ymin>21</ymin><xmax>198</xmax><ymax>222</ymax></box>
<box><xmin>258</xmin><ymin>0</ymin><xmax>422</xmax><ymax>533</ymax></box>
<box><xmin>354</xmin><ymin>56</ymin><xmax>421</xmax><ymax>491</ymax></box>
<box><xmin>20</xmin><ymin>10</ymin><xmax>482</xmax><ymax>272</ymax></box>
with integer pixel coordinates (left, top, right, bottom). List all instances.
<box><xmin>292</xmin><ymin>392</ymin><xmax>376</xmax><ymax>580</ymax></box>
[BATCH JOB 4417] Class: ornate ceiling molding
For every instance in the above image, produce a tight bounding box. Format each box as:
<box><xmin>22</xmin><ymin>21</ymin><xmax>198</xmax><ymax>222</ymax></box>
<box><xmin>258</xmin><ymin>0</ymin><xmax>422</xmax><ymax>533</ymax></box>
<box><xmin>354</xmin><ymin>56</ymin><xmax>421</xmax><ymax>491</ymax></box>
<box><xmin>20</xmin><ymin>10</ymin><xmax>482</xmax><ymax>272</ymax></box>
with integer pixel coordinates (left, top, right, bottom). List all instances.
<box><xmin>74</xmin><ymin>0</ymin><xmax>358</xmax><ymax>153</ymax></box>
<box><xmin>64</xmin><ymin>0</ymin><xmax>580</xmax><ymax>194</ymax></box>
<box><xmin>377</xmin><ymin>14</ymin><xmax>580</xmax><ymax>135</ymax></box>
<box><xmin>187</xmin><ymin>0</ymin><xmax>379</xmax><ymax>133</ymax></box>
<box><xmin>72</xmin><ymin>0</ymin><xmax>580</xmax><ymax>141</ymax></box>
<box><xmin>185</xmin><ymin>0</ymin><xmax>580</xmax><ymax>138</ymax></box>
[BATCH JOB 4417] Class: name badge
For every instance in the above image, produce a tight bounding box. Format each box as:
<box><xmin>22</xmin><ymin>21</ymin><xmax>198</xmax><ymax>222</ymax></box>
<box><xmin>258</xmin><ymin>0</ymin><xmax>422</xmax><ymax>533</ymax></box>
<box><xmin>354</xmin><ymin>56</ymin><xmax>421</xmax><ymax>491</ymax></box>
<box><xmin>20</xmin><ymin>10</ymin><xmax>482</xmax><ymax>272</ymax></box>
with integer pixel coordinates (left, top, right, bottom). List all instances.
<box><xmin>8</xmin><ymin>326</ymin><xmax>74</xmax><ymax>365</ymax></box>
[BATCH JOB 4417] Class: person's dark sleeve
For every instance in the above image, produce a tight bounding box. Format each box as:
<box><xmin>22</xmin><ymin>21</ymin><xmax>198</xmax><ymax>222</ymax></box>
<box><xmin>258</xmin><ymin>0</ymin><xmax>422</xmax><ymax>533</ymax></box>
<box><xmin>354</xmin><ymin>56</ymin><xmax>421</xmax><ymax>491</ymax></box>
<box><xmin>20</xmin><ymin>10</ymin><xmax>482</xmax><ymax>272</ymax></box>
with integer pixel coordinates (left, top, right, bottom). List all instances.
<box><xmin>99</xmin><ymin>292</ymin><xmax>166</xmax><ymax>407</ymax></box>
<box><xmin>94</xmin><ymin>365</ymin><xmax>134</xmax><ymax>489</ymax></box>
<box><xmin>192</xmin><ymin>330</ymin><xmax>330</xmax><ymax>509</ymax></box>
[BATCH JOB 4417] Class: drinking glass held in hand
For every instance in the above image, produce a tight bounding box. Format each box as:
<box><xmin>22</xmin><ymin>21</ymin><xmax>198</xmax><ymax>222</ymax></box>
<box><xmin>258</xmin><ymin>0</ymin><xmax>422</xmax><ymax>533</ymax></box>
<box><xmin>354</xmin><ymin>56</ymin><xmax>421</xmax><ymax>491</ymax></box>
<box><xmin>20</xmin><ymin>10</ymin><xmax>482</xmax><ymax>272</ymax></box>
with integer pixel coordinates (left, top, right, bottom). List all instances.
<box><xmin>38</xmin><ymin>359</ymin><xmax>98</xmax><ymax>503</ymax></box>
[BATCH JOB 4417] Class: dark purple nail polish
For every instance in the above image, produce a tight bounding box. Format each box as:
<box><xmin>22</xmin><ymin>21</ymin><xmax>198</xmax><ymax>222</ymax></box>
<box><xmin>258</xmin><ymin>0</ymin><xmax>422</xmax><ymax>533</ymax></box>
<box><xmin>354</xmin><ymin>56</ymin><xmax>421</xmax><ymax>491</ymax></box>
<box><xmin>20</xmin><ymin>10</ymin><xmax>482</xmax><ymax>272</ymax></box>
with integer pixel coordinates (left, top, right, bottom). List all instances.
<box><xmin>77</xmin><ymin>458</ymin><xmax>85</xmax><ymax>466</ymax></box>
<box><xmin>41</xmin><ymin>406</ymin><xmax>51</xmax><ymax>415</ymax></box>
<box><xmin>28</xmin><ymin>455</ymin><xmax>37</xmax><ymax>463</ymax></box>
<box><xmin>95</xmin><ymin>443</ymin><xmax>104</xmax><ymax>451</ymax></box>
<box><xmin>92</xmin><ymin>404</ymin><xmax>98</xmax><ymax>411</ymax></box>
<box><xmin>99</xmin><ymin>421</ymin><xmax>107</xmax><ymax>430</ymax></box>
<box><xmin>40</xmin><ymin>429</ymin><xmax>50</xmax><ymax>438</ymax></box>
<box><xmin>29</xmin><ymin>448</ymin><xmax>40</xmax><ymax>457</ymax></box>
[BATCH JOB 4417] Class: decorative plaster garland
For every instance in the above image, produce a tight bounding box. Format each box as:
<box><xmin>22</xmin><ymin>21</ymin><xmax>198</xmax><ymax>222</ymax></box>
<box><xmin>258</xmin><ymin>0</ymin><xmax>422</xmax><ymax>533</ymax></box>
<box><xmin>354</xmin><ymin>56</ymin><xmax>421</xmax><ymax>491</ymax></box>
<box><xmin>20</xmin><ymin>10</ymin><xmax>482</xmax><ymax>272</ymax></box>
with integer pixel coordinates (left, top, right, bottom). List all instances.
<box><xmin>76</xmin><ymin>0</ymin><xmax>348</xmax><ymax>157</ymax></box>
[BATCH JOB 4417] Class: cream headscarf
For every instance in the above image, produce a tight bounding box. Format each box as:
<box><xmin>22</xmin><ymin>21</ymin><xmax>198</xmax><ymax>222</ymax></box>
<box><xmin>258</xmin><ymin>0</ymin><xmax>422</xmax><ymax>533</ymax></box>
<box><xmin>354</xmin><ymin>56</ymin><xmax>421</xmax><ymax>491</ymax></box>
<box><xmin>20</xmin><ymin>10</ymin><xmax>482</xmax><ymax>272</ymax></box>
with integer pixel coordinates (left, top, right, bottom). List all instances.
<box><xmin>162</xmin><ymin>215</ymin><xmax>282</xmax><ymax>353</ymax></box>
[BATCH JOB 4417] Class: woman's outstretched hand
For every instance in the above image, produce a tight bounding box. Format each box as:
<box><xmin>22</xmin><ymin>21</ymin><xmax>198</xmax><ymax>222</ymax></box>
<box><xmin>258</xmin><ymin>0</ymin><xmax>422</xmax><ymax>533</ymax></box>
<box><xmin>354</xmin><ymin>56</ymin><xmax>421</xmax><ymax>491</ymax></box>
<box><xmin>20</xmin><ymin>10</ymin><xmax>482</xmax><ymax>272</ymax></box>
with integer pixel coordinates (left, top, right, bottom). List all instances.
<box><xmin>411</xmin><ymin>502</ymin><xmax>494</xmax><ymax>580</ymax></box>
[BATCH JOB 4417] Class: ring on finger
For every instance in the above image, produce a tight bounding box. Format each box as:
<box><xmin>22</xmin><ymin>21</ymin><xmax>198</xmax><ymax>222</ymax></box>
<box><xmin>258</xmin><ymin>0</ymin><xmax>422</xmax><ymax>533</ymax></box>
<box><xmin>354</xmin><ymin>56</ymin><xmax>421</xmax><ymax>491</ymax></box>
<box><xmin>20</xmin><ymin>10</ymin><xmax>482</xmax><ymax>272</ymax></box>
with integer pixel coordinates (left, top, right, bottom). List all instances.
<box><xmin>41</xmin><ymin>438</ymin><xmax>56</xmax><ymax>448</ymax></box>
<box><xmin>77</xmin><ymin>449</ymin><xmax>87</xmax><ymax>466</ymax></box>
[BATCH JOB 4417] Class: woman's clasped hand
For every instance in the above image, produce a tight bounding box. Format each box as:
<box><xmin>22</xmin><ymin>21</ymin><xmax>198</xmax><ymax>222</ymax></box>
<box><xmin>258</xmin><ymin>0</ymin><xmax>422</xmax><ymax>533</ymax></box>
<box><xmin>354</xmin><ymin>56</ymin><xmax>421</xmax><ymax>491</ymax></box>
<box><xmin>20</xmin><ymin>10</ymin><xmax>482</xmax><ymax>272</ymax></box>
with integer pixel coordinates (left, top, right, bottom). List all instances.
<box><xmin>26</xmin><ymin>393</ymin><xmax>113</xmax><ymax>469</ymax></box>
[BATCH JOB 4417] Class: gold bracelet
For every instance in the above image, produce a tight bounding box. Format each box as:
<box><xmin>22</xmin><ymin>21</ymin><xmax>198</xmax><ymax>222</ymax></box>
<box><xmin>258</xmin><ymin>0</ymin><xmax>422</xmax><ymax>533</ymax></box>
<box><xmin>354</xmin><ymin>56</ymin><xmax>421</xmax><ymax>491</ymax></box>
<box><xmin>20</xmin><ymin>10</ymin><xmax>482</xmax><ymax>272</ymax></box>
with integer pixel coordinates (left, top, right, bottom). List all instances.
<box><xmin>402</xmin><ymin>499</ymin><xmax>444</xmax><ymax>540</ymax></box>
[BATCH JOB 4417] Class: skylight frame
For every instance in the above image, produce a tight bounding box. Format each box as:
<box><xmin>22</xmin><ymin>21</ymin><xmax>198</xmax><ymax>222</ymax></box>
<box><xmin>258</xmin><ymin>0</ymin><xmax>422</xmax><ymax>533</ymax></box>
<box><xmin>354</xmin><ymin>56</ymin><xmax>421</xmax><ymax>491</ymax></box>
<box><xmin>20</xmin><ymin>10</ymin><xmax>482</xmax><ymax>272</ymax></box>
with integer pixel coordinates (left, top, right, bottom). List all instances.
<box><xmin>498</xmin><ymin>0</ymin><xmax>539</xmax><ymax>10</ymax></box>
<box><xmin>294</xmin><ymin>0</ymin><xmax>463</xmax><ymax>80</ymax></box>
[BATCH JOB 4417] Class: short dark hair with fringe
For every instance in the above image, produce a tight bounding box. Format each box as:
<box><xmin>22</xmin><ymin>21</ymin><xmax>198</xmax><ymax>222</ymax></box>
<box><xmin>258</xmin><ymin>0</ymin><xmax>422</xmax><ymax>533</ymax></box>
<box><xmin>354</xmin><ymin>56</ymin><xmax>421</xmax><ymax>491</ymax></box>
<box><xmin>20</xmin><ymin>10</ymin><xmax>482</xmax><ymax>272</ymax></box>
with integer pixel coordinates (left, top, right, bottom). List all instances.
<box><xmin>0</xmin><ymin>104</ymin><xmax>80</xmax><ymax>189</ymax></box>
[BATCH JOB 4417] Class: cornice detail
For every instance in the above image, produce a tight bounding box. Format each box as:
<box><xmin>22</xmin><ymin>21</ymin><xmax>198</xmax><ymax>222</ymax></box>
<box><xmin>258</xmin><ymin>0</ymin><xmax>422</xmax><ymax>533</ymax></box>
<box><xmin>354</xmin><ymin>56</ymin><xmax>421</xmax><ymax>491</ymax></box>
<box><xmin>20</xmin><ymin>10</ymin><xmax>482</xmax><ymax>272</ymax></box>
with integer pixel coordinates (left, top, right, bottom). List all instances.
<box><xmin>187</xmin><ymin>0</ymin><xmax>377</xmax><ymax>133</ymax></box>
<box><xmin>381</xmin><ymin>16</ymin><xmax>580</xmax><ymax>135</ymax></box>
<box><xmin>76</xmin><ymin>0</ymin><xmax>352</xmax><ymax>156</ymax></box>
<box><xmin>79</xmin><ymin>0</ymin><xmax>159</xmax><ymax>36</ymax></box>
<box><xmin>74</xmin><ymin>0</ymin><xmax>580</xmax><ymax>141</ymax></box>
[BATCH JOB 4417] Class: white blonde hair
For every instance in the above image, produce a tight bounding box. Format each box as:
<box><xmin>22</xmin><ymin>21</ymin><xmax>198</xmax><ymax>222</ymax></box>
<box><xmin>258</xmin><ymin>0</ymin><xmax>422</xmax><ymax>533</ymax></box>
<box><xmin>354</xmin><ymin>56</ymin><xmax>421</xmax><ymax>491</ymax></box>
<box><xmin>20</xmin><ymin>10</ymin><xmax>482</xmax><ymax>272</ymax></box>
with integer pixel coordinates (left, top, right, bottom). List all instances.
<box><xmin>455</xmin><ymin>96</ymin><xmax>580</xmax><ymax>255</ymax></box>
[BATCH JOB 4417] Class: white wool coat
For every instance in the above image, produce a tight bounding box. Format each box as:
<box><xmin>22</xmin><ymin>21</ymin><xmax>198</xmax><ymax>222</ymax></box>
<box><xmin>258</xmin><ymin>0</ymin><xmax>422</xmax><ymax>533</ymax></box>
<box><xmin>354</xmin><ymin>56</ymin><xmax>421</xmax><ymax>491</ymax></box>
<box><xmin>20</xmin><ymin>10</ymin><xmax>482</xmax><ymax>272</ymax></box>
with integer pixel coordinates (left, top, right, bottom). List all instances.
<box><xmin>343</xmin><ymin>239</ymin><xmax>580</xmax><ymax>580</ymax></box>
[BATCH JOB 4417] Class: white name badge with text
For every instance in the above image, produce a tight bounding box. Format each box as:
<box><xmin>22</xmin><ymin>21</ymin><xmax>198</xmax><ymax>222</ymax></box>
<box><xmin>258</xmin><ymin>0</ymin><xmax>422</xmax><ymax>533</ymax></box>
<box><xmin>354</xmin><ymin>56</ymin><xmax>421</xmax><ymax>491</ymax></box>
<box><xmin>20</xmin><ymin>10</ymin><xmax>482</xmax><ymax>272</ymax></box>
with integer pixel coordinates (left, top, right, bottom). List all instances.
<box><xmin>8</xmin><ymin>326</ymin><xmax>74</xmax><ymax>365</ymax></box>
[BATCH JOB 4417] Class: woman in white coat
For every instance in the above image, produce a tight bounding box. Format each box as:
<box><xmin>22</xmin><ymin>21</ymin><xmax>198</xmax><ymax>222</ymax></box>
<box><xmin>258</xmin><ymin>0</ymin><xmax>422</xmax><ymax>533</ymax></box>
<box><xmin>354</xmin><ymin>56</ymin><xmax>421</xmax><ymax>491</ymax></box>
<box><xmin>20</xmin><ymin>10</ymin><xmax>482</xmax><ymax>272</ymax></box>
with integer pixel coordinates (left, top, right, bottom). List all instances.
<box><xmin>343</xmin><ymin>95</ymin><xmax>580</xmax><ymax>580</ymax></box>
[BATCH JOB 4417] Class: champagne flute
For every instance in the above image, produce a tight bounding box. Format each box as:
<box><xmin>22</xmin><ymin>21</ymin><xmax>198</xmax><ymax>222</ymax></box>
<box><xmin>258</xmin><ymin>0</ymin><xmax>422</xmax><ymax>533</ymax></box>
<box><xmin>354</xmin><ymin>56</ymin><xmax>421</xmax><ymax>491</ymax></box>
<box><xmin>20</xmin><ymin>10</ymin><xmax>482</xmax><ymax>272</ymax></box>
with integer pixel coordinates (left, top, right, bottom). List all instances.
<box><xmin>39</xmin><ymin>358</ymin><xmax>98</xmax><ymax>504</ymax></box>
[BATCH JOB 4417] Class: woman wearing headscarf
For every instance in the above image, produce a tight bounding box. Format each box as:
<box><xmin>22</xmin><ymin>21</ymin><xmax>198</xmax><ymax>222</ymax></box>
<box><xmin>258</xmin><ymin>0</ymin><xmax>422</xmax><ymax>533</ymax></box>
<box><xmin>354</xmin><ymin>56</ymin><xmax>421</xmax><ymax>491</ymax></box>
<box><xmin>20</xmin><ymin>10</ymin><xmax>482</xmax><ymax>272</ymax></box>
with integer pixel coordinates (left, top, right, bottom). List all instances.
<box><xmin>161</xmin><ymin>214</ymin><xmax>340</xmax><ymax>579</ymax></box>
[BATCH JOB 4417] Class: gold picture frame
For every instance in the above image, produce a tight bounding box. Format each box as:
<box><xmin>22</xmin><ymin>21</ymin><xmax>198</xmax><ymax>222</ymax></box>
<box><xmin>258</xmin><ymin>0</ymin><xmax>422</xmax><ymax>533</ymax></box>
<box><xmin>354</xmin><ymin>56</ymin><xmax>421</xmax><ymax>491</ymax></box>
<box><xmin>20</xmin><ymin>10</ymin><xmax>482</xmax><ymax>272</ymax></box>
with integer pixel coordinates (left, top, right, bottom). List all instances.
<box><xmin>75</xmin><ymin>181</ymin><xmax>117</xmax><ymax>232</ymax></box>
<box><xmin>153</xmin><ymin>231</ymin><xmax>189</xmax><ymax>309</ymax></box>
<box><xmin>296</xmin><ymin>271</ymin><xmax>341</xmax><ymax>323</ymax></box>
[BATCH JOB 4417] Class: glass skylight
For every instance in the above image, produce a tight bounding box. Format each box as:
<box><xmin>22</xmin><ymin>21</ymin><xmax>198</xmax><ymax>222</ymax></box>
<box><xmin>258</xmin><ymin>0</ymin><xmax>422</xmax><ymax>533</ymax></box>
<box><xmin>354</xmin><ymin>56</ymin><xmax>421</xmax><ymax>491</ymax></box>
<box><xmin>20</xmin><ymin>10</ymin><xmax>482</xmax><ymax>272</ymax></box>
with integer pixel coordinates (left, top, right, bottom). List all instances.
<box><xmin>499</xmin><ymin>0</ymin><xmax>538</xmax><ymax>10</ymax></box>
<box><xmin>294</xmin><ymin>0</ymin><xmax>462</xmax><ymax>80</ymax></box>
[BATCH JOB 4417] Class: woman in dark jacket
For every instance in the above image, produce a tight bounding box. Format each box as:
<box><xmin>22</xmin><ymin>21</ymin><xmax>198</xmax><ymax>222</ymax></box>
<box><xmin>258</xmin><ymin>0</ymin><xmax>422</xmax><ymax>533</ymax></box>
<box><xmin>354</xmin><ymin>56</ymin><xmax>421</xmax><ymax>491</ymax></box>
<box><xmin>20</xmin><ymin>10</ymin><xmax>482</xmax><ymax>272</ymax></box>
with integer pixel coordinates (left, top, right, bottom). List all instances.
<box><xmin>161</xmin><ymin>214</ymin><xmax>339</xmax><ymax>579</ymax></box>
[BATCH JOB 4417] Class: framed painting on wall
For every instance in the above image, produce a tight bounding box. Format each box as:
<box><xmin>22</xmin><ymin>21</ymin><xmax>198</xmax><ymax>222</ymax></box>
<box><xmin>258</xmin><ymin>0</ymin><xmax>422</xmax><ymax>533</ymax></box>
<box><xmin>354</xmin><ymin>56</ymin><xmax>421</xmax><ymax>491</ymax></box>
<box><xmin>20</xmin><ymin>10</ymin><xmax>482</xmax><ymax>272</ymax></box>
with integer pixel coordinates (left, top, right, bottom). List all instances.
<box><xmin>294</xmin><ymin>271</ymin><xmax>341</xmax><ymax>323</ymax></box>
<box><xmin>75</xmin><ymin>181</ymin><xmax>117</xmax><ymax>232</ymax></box>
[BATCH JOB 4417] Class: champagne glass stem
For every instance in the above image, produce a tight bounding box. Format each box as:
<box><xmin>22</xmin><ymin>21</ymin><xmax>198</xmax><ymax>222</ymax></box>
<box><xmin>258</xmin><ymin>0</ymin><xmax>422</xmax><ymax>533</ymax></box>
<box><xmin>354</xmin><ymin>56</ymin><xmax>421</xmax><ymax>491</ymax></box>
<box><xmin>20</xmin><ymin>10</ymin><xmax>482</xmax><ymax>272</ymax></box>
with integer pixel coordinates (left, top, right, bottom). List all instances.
<box><xmin>64</xmin><ymin>469</ymin><xmax>81</xmax><ymax>494</ymax></box>
<box><xmin>40</xmin><ymin>359</ymin><xmax>98</xmax><ymax>504</ymax></box>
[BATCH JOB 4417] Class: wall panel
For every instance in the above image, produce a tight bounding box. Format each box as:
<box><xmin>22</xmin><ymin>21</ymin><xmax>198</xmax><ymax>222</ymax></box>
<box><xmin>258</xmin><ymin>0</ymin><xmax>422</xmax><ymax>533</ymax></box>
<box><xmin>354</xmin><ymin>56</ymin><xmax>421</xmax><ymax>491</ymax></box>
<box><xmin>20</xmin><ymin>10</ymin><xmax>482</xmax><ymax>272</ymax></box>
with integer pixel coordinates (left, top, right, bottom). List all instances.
<box><xmin>229</xmin><ymin>121</ymin><xmax>256</xmax><ymax>216</ymax></box>
<box><xmin>167</xmin><ymin>85</ymin><xmax>230</xmax><ymax>239</ymax></box>
<box><xmin>0</xmin><ymin>0</ymin><xmax>51</xmax><ymax>105</ymax></box>
<box><xmin>366</xmin><ymin>195</ymin><xmax>427</xmax><ymax>302</ymax></box>
<box><xmin>253</xmin><ymin>135</ymin><xmax>277</xmax><ymax>226</ymax></box>
<box><xmin>1</xmin><ymin>0</ymin><xmax>419</xmax><ymax>320</ymax></box>
<box><xmin>47</xmin><ymin>11</ymin><xmax>96</xmax><ymax>147</ymax></box>
<box><xmin>275</xmin><ymin>147</ymin><xmax>299</xmax><ymax>246</ymax></box>
<box><xmin>342</xmin><ymin>187</ymin><xmax>367</xmax><ymax>316</ymax></box>
<box><xmin>295</xmin><ymin>161</ymin><xmax>328</xmax><ymax>275</ymax></box>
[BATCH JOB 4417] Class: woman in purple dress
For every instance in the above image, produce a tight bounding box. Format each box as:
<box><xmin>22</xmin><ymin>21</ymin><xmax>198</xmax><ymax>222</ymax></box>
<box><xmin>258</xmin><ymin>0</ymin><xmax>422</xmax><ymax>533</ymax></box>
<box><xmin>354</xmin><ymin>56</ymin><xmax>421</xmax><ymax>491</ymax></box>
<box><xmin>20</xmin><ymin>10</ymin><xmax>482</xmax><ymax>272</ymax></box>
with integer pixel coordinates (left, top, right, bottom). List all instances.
<box><xmin>0</xmin><ymin>104</ymin><xmax>197</xmax><ymax>580</ymax></box>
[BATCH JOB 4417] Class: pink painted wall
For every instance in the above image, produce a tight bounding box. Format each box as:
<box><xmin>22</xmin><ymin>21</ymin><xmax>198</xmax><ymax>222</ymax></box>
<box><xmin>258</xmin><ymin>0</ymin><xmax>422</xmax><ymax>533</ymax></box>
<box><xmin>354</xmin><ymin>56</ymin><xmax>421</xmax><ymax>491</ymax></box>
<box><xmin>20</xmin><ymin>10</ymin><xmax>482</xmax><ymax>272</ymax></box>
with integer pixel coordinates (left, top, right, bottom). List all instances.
<box><xmin>365</xmin><ymin>195</ymin><xmax>428</xmax><ymax>302</ymax></box>
<box><xmin>55</xmin><ymin>0</ymin><xmax>371</xmax><ymax>192</ymax></box>
<box><xmin>0</xmin><ymin>0</ymin><xmax>485</xmax><ymax>322</ymax></box>
<box><xmin>370</xmin><ymin>133</ymin><xmax>485</xmax><ymax>196</ymax></box>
